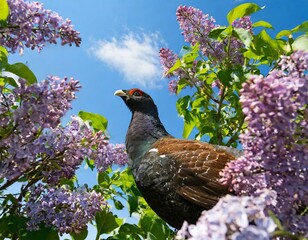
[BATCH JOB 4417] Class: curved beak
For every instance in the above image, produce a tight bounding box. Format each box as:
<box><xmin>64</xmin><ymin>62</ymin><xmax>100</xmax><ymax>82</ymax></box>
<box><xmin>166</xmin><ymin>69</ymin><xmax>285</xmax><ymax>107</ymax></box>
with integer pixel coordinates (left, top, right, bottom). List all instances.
<box><xmin>114</xmin><ymin>89</ymin><xmax>127</xmax><ymax>97</ymax></box>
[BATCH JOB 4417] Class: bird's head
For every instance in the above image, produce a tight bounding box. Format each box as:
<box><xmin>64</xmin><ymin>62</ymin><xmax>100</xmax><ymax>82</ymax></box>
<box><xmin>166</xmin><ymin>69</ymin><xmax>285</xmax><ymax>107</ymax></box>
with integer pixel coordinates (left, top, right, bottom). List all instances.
<box><xmin>114</xmin><ymin>88</ymin><xmax>158</xmax><ymax>116</ymax></box>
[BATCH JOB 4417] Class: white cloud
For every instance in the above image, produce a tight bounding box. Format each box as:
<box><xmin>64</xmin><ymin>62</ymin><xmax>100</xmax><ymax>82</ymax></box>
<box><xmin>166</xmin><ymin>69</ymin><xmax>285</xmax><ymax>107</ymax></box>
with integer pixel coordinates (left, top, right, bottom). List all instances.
<box><xmin>90</xmin><ymin>32</ymin><xmax>165</xmax><ymax>89</ymax></box>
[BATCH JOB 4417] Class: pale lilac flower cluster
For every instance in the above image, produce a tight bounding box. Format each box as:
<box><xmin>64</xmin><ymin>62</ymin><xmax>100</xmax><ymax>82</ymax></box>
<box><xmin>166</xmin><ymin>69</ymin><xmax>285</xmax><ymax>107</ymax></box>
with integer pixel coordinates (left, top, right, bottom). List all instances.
<box><xmin>94</xmin><ymin>143</ymin><xmax>128</xmax><ymax>172</ymax></box>
<box><xmin>25</xmin><ymin>184</ymin><xmax>105</xmax><ymax>234</ymax></box>
<box><xmin>0</xmin><ymin>77</ymin><xmax>128</xmax><ymax>184</ymax></box>
<box><xmin>176</xmin><ymin>5</ymin><xmax>217</xmax><ymax>49</ymax></box>
<box><xmin>0</xmin><ymin>76</ymin><xmax>80</xmax><ymax>181</ymax></box>
<box><xmin>221</xmin><ymin>50</ymin><xmax>308</xmax><ymax>235</ymax></box>
<box><xmin>37</xmin><ymin>116</ymin><xmax>127</xmax><ymax>184</ymax></box>
<box><xmin>233</xmin><ymin>16</ymin><xmax>253</xmax><ymax>33</ymax></box>
<box><xmin>177</xmin><ymin>189</ymin><xmax>277</xmax><ymax>240</ymax></box>
<box><xmin>159</xmin><ymin>48</ymin><xmax>202</xmax><ymax>94</ymax></box>
<box><xmin>176</xmin><ymin>5</ymin><xmax>250</xmax><ymax>65</ymax></box>
<box><xmin>1</xmin><ymin>0</ymin><xmax>81</xmax><ymax>54</ymax></box>
<box><xmin>159</xmin><ymin>48</ymin><xmax>179</xmax><ymax>78</ymax></box>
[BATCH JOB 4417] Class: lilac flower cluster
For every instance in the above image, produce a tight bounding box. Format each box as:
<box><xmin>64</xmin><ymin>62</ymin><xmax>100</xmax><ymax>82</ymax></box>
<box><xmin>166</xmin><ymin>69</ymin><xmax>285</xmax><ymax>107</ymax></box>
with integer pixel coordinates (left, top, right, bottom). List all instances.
<box><xmin>0</xmin><ymin>76</ymin><xmax>80</xmax><ymax>181</ymax></box>
<box><xmin>221</xmin><ymin>50</ymin><xmax>308</xmax><ymax>235</ymax></box>
<box><xmin>159</xmin><ymin>48</ymin><xmax>179</xmax><ymax>78</ymax></box>
<box><xmin>25</xmin><ymin>184</ymin><xmax>105</xmax><ymax>234</ymax></box>
<box><xmin>0</xmin><ymin>77</ymin><xmax>128</xmax><ymax>184</ymax></box>
<box><xmin>94</xmin><ymin>143</ymin><xmax>128</xmax><ymax>172</ymax></box>
<box><xmin>176</xmin><ymin>5</ymin><xmax>251</xmax><ymax>65</ymax></box>
<box><xmin>1</xmin><ymin>0</ymin><xmax>81</xmax><ymax>54</ymax></box>
<box><xmin>177</xmin><ymin>189</ymin><xmax>277</xmax><ymax>240</ymax></box>
<box><xmin>232</xmin><ymin>16</ymin><xmax>253</xmax><ymax>33</ymax></box>
<box><xmin>37</xmin><ymin>115</ymin><xmax>127</xmax><ymax>184</ymax></box>
<box><xmin>176</xmin><ymin>5</ymin><xmax>217</xmax><ymax>48</ymax></box>
<box><xmin>159</xmin><ymin>48</ymin><xmax>202</xmax><ymax>94</ymax></box>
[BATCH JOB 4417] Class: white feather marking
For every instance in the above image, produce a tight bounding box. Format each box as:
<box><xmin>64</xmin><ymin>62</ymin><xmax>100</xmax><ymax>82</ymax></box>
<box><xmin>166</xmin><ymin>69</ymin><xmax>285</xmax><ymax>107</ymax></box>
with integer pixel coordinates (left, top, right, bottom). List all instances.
<box><xmin>149</xmin><ymin>148</ymin><xmax>158</xmax><ymax>153</ymax></box>
<box><xmin>160</xmin><ymin>155</ymin><xmax>166</xmax><ymax>158</ymax></box>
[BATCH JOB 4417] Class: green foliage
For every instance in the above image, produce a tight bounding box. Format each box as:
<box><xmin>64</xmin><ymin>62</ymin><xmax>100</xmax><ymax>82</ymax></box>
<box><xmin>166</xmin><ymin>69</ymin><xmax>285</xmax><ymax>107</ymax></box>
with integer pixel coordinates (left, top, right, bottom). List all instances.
<box><xmin>227</xmin><ymin>3</ymin><xmax>262</xmax><ymax>24</ymax></box>
<box><xmin>94</xmin><ymin>167</ymin><xmax>175</xmax><ymax>240</ymax></box>
<box><xmin>0</xmin><ymin>0</ymin><xmax>9</xmax><ymax>24</ymax></box>
<box><xmin>0</xmin><ymin>47</ymin><xmax>37</xmax><ymax>86</ymax></box>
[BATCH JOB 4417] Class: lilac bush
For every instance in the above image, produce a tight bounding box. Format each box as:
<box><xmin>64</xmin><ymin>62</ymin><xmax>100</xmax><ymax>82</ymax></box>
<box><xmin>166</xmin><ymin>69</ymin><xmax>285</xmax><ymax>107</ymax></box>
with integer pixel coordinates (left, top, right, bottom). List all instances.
<box><xmin>0</xmin><ymin>76</ymin><xmax>80</xmax><ymax>181</ymax></box>
<box><xmin>1</xmin><ymin>0</ymin><xmax>81</xmax><ymax>54</ymax></box>
<box><xmin>25</xmin><ymin>184</ymin><xmax>105</xmax><ymax>234</ymax></box>
<box><xmin>0</xmin><ymin>0</ymin><xmax>130</xmax><ymax>238</ymax></box>
<box><xmin>0</xmin><ymin>76</ymin><xmax>128</xmax><ymax>184</ymax></box>
<box><xmin>160</xmin><ymin>6</ymin><xmax>253</xmax><ymax>94</ymax></box>
<box><xmin>221</xmin><ymin>50</ymin><xmax>308</xmax><ymax>235</ymax></box>
<box><xmin>177</xmin><ymin>189</ymin><xmax>277</xmax><ymax>240</ymax></box>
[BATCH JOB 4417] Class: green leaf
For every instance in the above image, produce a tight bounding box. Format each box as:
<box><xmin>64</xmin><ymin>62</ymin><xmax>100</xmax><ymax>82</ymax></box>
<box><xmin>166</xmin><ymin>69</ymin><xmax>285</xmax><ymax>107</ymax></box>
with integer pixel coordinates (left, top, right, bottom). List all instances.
<box><xmin>95</xmin><ymin>209</ymin><xmax>122</xmax><ymax>237</ymax></box>
<box><xmin>252</xmin><ymin>20</ymin><xmax>273</xmax><ymax>29</ymax></box>
<box><xmin>292</xmin><ymin>21</ymin><xmax>308</xmax><ymax>33</ymax></box>
<box><xmin>208</xmin><ymin>26</ymin><xmax>228</xmax><ymax>39</ymax></box>
<box><xmin>233</xmin><ymin>28</ymin><xmax>252</xmax><ymax>48</ymax></box>
<box><xmin>276</xmin><ymin>30</ymin><xmax>292</xmax><ymax>39</ymax></box>
<box><xmin>0</xmin><ymin>45</ymin><xmax>8</xmax><ymax>56</ymax></box>
<box><xmin>183</xmin><ymin>111</ymin><xmax>195</xmax><ymax>139</ymax></box>
<box><xmin>21</xmin><ymin>226</ymin><xmax>59</xmax><ymax>240</ymax></box>
<box><xmin>114</xmin><ymin>199</ymin><xmax>125</xmax><ymax>210</ymax></box>
<box><xmin>5</xmin><ymin>63</ymin><xmax>37</xmax><ymax>84</ymax></box>
<box><xmin>128</xmin><ymin>194</ymin><xmax>138</xmax><ymax>216</ymax></box>
<box><xmin>217</xmin><ymin>69</ymin><xmax>232</xmax><ymax>87</ymax></box>
<box><xmin>277</xmin><ymin>21</ymin><xmax>308</xmax><ymax>39</ymax></box>
<box><xmin>176</xmin><ymin>78</ymin><xmax>188</xmax><ymax>94</ymax></box>
<box><xmin>176</xmin><ymin>95</ymin><xmax>190</xmax><ymax>116</ymax></box>
<box><xmin>108</xmin><ymin>223</ymin><xmax>143</xmax><ymax>239</ymax></box>
<box><xmin>0</xmin><ymin>48</ymin><xmax>8</xmax><ymax>69</ymax></box>
<box><xmin>71</xmin><ymin>228</ymin><xmax>88</xmax><ymax>240</ymax></box>
<box><xmin>98</xmin><ymin>171</ymin><xmax>110</xmax><ymax>186</ymax></box>
<box><xmin>0</xmin><ymin>0</ymin><xmax>9</xmax><ymax>22</ymax></box>
<box><xmin>292</xmin><ymin>34</ymin><xmax>308</xmax><ymax>51</ymax></box>
<box><xmin>78</xmin><ymin>111</ymin><xmax>108</xmax><ymax>132</ymax></box>
<box><xmin>5</xmin><ymin>77</ymin><xmax>18</xmax><ymax>87</ymax></box>
<box><xmin>166</xmin><ymin>58</ymin><xmax>181</xmax><ymax>75</ymax></box>
<box><xmin>139</xmin><ymin>211</ymin><xmax>171</xmax><ymax>240</ymax></box>
<box><xmin>227</xmin><ymin>3</ymin><xmax>262</xmax><ymax>24</ymax></box>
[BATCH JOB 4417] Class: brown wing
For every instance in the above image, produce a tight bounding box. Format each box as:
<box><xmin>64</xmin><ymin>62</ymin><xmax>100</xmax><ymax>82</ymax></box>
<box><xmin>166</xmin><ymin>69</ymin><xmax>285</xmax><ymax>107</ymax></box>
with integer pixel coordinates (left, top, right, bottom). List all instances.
<box><xmin>152</xmin><ymin>137</ymin><xmax>237</xmax><ymax>209</ymax></box>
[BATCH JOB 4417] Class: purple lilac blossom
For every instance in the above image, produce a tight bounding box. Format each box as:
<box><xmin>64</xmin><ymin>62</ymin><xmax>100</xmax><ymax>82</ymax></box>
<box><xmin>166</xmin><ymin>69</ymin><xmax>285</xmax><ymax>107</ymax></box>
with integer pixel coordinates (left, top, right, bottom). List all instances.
<box><xmin>176</xmin><ymin>5</ymin><xmax>249</xmax><ymax>65</ymax></box>
<box><xmin>168</xmin><ymin>79</ymin><xmax>178</xmax><ymax>94</ymax></box>
<box><xmin>159</xmin><ymin>48</ymin><xmax>179</xmax><ymax>78</ymax></box>
<box><xmin>177</xmin><ymin>189</ymin><xmax>277</xmax><ymax>240</ymax></box>
<box><xmin>0</xmin><ymin>77</ymin><xmax>128</xmax><ymax>184</ymax></box>
<box><xmin>0</xmin><ymin>76</ymin><xmax>80</xmax><ymax>181</ymax></box>
<box><xmin>2</xmin><ymin>0</ymin><xmax>81</xmax><ymax>54</ymax></box>
<box><xmin>94</xmin><ymin>143</ymin><xmax>128</xmax><ymax>172</ymax></box>
<box><xmin>232</xmin><ymin>16</ymin><xmax>253</xmax><ymax>33</ymax></box>
<box><xmin>159</xmin><ymin>48</ymin><xmax>203</xmax><ymax>94</ymax></box>
<box><xmin>221</xmin><ymin>50</ymin><xmax>308</xmax><ymax>236</ymax></box>
<box><xmin>24</xmin><ymin>184</ymin><xmax>105</xmax><ymax>234</ymax></box>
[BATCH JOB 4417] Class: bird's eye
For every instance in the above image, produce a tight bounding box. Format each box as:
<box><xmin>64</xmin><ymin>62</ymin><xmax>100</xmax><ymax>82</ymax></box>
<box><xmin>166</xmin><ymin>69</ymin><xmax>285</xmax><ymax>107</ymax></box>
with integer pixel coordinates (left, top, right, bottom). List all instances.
<box><xmin>133</xmin><ymin>91</ymin><xmax>142</xmax><ymax>96</ymax></box>
<box><xmin>130</xmin><ymin>89</ymin><xmax>143</xmax><ymax>96</ymax></box>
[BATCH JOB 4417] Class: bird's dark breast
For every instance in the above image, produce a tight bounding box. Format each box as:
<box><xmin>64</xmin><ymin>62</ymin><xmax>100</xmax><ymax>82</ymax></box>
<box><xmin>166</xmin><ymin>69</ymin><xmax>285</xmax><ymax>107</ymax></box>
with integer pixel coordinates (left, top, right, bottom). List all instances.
<box><xmin>132</xmin><ymin>150</ymin><xmax>204</xmax><ymax>229</ymax></box>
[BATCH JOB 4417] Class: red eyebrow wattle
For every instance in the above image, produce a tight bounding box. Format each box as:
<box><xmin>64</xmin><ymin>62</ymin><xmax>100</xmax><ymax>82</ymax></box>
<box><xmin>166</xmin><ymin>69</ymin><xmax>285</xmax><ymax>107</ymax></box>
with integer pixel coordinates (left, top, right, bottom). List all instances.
<box><xmin>129</xmin><ymin>88</ymin><xmax>143</xmax><ymax>96</ymax></box>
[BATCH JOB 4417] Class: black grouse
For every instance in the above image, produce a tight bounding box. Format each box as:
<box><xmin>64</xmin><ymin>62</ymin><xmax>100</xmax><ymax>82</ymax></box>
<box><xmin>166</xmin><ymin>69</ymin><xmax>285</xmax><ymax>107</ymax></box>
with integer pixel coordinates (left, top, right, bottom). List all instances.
<box><xmin>115</xmin><ymin>88</ymin><xmax>240</xmax><ymax>229</ymax></box>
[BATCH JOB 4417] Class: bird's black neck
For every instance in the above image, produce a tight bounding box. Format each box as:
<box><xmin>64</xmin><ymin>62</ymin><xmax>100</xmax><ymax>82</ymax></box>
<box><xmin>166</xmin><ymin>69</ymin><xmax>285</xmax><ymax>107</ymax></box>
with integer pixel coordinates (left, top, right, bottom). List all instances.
<box><xmin>125</xmin><ymin>110</ymin><xmax>170</xmax><ymax>167</ymax></box>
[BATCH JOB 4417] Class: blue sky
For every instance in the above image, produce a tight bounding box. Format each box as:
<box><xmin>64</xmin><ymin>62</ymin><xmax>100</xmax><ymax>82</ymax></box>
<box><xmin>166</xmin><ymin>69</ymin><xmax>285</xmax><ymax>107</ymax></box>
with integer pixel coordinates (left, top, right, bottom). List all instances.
<box><xmin>7</xmin><ymin>0</ymin><xmax>308</xmax><ymax>237</ymax></box>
